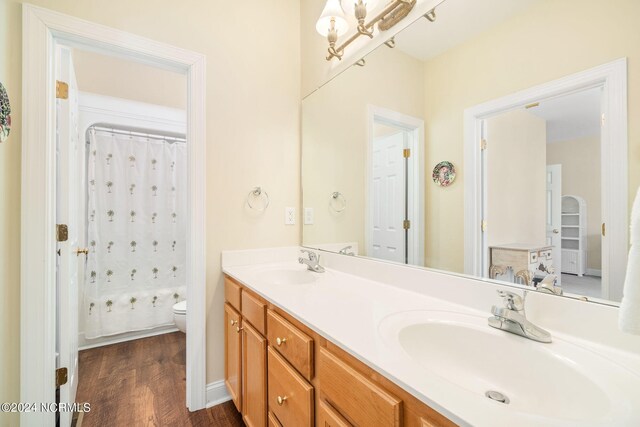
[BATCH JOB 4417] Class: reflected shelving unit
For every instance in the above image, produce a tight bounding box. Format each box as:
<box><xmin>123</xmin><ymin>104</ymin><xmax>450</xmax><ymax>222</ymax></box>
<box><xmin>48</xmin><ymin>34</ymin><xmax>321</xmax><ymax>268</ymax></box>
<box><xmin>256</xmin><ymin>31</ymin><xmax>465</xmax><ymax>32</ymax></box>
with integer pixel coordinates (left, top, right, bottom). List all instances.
<box><xmin>561</xmin><ymin>195</ymin><xmax>587</xmax><ymax>276</ymax></box>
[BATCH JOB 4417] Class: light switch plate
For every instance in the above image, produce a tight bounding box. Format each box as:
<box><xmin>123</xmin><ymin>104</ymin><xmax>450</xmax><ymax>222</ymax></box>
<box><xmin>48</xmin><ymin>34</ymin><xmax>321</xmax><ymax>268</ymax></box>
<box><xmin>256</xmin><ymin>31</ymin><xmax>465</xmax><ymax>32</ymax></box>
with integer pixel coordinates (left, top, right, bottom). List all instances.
<box><xmin>285</xmin><ymin>207</ymin><xmax>295</xmax><ymax>225</ymax></box>
<box><xmin>304</xmin><ymin>207</ymin><xmax>314</xmax><ymax>225</ymax></box>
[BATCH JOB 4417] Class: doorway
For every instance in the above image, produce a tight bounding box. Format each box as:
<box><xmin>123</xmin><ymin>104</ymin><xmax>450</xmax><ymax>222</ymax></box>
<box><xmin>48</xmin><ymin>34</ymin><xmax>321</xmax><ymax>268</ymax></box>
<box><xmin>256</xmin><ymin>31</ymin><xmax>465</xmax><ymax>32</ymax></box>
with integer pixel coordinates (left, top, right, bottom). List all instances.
<box><xmin>464</xmin><ymin>59</ymin><xmax>628</xmax><ymax>302</ymax></box>
<box><xmin>366</xmin><ymin>106</ymin><xmax>425</xmax><ymax>265</ymax></box>
<box><xmin>21</xmin><ymin>5</ymin><xmax>207</xmax><ymax>426</ymax></box>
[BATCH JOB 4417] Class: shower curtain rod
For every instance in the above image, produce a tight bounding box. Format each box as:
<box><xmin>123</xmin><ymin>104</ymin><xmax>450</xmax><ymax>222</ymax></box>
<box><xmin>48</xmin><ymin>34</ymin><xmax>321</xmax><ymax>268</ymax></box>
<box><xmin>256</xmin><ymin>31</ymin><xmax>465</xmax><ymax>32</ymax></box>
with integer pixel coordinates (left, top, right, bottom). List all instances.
<box><xmin>86</xmin><ymin>123</ymin><xmax>186</xmax><ymax>143</ymax></box>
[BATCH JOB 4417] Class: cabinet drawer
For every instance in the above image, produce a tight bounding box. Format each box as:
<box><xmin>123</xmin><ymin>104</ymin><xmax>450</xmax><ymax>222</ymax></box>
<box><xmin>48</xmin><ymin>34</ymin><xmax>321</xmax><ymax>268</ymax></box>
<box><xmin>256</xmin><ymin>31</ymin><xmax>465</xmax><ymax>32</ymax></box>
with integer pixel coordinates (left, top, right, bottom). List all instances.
<box><xmin>267</xmin><ymin>347</ymin><xmax>314</xmax><ymax>427</ymax></box>
<box><xmin>242</xmin><ymin>290</ymin><xmax>267</xmax><ymax>335</ymax></box>
<box><xmin>267</xmin><ymin>310</ymin><xmax>314</xmax><ymax>380</ymax></box>
<box><xmin>318</xmin><ymin>400</ymin><xmax>351</xmax><ymax>427</ymax></box>
<box><xmin>225</xmin><ymin>276</ymin><xmax>241</xmax><ymax>311</ymax></box>
<box><xmin>318</xmin><ymin>348</ymin><xmax>401</xmax><ymax>427</ymax></box>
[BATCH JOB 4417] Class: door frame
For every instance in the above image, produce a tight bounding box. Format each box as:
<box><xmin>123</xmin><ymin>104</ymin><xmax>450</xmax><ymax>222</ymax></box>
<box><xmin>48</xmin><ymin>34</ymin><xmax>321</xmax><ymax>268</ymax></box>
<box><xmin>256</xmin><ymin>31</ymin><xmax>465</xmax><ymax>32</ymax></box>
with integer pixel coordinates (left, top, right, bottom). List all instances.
<box><xmin>366</xmin><ymin>105</ymin><xmax>425</xmax><ymax>266</ymax></box>
<box><xmin>21</xmin><ymin>5</ymin><xmax>207</xmax><ymax>425</ymax></box>
<box><xmin>463</xmin><ymin>58</ymin><xmax>628</xmax><ymax>301</ymax></box>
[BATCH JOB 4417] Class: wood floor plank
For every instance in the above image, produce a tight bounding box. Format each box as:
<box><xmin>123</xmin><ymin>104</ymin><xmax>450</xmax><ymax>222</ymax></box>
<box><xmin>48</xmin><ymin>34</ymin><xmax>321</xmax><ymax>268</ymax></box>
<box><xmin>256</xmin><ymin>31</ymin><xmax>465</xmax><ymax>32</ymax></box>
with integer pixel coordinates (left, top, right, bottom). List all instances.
<box><xmin>76</xmin><ymin>332</ymin><xmax>244</xmax><ymax>427</ymax></box>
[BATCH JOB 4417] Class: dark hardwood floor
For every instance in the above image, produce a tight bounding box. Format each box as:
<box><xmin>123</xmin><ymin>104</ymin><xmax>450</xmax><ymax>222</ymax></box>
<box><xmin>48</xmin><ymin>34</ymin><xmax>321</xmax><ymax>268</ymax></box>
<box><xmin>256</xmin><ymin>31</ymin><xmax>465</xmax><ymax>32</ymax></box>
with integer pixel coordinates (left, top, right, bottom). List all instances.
<box><xmin>76</xmin><ymin>332</ymin><xmax>244</xmax><ymax>427</ymax></box>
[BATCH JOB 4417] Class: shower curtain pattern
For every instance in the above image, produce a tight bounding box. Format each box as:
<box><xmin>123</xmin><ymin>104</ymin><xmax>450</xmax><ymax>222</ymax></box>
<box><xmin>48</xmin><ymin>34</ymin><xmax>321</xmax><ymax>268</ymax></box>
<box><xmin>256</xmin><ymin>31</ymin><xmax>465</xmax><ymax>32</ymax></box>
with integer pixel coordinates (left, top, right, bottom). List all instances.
<box><xmin>84</xmin><ymin>130</ymin><xmax>186</xmax><ymax>338</ymax></box>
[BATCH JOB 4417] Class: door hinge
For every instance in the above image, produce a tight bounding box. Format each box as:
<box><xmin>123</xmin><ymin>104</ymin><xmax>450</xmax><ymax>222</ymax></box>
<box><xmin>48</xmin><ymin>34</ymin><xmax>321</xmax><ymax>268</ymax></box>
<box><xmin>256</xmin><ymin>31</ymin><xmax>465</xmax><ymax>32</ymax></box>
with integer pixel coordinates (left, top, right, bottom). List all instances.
<box><xmin>56</xmin><ymin>367</ymin><xmax>68</xmax><ymax>387</ymax></box>
<box><xmin>602</xmin><ymin>222</ymin><xmax>606</xmax><ymax>237</ymax></box>
<box><xmin>403</xmin><ymin>148</ymin><xmax>411</xmax><ymax>158</ymax></box>
<box><xmin>480</xmin><ymin>139</ymin><xmax>487</xmax><ymax>151</ymax></box>
<box><xmin>403</xmin><ymin>219</ymin><xmax>411</xmax><ymax>230</ymax></box>
<box><xmin>56</xmin><ymin>224</ymin><xmax>68</xmax><ymax>242</ymax></box>
<box><xmin>56</xmin><ymin>81</ymin><xmax>69</xmax><ymax>99</ymax></box>
<box><xmin>481</xmin><ymin>220</ymin><xmax>487</xmax><ymax>232</ymax></box>
<box><xmin>601</xmin><ymin>113</ymin><xmax>606</xmax><ymax>127</ymax></box>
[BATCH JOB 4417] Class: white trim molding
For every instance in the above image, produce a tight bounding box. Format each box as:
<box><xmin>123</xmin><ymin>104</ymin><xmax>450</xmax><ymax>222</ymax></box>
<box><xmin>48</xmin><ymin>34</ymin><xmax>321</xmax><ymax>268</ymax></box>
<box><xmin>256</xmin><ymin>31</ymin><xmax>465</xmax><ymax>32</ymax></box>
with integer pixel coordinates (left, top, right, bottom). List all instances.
<box><xmin>464</xmin><ymin>58</ymin><xmax>628</xmax><ymax>301</ymax></box>
<box><xmin>205</xmin><ymin>380</ymin><xmax>232</xmax><ymax>408</ymax></box>
<box><xmin>21</xmin><ymin>5</ymin><xmax>207</xmax><ymax>425</ymax></box>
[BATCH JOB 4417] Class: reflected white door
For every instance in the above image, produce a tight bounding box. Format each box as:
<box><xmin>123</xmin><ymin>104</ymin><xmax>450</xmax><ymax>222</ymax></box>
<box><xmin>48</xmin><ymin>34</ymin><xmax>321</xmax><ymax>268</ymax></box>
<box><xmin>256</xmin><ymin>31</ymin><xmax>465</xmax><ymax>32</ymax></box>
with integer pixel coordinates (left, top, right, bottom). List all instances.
<box><xmin>56</xmin><ymin>46</ymin><xmax>80</xmax><ymax>427</ymax></box>
<box><xmin>546</xmin><ymin>164</ymin><xmax>562</xmax><ymax>277</ymax></box>
<box><xmin>370</xmin><ymin>132</ymin><xmax>406</xmax><ymax>263</ymax></box>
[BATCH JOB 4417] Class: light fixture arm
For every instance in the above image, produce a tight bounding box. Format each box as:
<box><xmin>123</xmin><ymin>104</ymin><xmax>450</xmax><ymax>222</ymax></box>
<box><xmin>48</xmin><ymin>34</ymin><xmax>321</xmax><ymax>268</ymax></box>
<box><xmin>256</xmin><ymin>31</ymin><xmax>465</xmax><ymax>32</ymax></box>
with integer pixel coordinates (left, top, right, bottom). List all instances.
<box><xmin>325</xmin><ymin>0</ymin><xmax>417</xmax><ymax>61</ymax></box>
<box><xmin>355</xmin><ymin>1</ymin><xmax>374</xmax><ymax>38</ymax></box>
<box><xmin>326</xmin><ymin>18</ymin><xmax>344</xmax><ymax>60</ymax></box>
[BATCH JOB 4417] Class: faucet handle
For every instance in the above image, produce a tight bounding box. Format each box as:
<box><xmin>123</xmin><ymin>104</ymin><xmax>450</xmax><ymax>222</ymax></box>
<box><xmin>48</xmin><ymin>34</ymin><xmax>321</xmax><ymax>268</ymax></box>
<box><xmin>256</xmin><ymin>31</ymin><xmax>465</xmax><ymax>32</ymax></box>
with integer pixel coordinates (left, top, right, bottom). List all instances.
<box><xmin>497</xmin><ymin>290</ymin><xmax>524</xmax><ymax>311</ymax></box>
<box><xmin>300</xmin><ymin>249</ymin><xmax>318</xmax><ymax>261</ymax></box>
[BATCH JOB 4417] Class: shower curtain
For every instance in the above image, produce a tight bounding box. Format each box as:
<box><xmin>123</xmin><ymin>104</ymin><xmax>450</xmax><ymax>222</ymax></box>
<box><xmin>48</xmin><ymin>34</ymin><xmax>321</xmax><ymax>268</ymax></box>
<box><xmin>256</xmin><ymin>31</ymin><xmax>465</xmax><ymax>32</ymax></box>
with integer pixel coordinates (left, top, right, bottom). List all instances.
<box><xmin>84</xmin><ymin>129</ymin><xmax>187</xmax><ymax>338</ymax></box>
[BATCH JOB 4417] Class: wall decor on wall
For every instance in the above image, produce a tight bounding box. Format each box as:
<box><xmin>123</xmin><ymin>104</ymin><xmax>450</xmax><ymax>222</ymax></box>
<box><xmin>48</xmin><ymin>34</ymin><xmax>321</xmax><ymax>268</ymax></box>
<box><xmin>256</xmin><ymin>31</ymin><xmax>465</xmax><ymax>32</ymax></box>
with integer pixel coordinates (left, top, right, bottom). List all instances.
<box><xmin>432</xmin><ymin>161</ymin><xmax>456</xmax><ymax>187</ymax></box>
<box><xmin>0</xmin><ymin>82</ymin><xmax>11</xmax><ymax>143</ymax></box>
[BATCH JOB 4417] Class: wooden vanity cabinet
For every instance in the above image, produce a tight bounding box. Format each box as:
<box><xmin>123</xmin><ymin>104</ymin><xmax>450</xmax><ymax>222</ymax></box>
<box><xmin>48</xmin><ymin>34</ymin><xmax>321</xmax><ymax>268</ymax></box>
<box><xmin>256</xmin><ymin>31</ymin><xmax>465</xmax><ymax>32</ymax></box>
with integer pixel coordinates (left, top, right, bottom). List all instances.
<box><xmin>242</xmin><ymin>321</ymin><xmax>267</xmax><ymax>427</ymax></box>
<box><xmin>224</xmin><ymin>275</ymin><xmax>455</xmax><ymax>427</ymax></box>
<box><xmin>225</xmin><ymin>277</ymin><xmax>268</xmax><ymax>427</ymax></box>
<box><xmin>224</xmin><ymin>303</ymin><xmax>242</xmax><ymax>412</ymax></box>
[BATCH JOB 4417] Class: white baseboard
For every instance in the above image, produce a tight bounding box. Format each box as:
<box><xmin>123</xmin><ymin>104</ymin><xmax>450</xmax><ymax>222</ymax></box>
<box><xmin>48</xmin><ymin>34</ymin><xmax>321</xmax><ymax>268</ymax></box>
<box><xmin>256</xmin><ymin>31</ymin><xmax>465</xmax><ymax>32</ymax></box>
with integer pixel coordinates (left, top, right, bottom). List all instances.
<box><xmin>78</xmin><ymin>325</ymin><xmax>179</xmax><ymax>350</ymax></box>
<box><xmin>206</xmin><ymin>380</ymin><xmax>232</xmax><ymax>408</ymax></box>
<box><xmin>586</xmin><ymin>269</ymin><xmax>602</xmax><ymax>277</ymax></box>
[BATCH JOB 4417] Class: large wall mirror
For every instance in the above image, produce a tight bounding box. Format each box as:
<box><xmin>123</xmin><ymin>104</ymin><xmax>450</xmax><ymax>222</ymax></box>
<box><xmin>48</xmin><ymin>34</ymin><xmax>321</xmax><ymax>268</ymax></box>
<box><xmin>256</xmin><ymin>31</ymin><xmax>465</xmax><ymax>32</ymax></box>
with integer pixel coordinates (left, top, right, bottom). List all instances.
<box><xmin>302</xmin><ymin>0</ymin><xmax>637</xmax><ymax>305</ymax></box>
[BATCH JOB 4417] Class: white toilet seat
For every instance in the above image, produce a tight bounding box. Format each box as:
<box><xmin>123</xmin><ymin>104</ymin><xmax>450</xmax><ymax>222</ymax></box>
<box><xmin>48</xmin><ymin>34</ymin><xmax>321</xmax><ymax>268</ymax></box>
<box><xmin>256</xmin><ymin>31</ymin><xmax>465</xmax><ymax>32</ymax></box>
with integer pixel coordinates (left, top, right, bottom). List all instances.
<box><xmin>173</xmin><ymin>301</ymin><xmax>187</xmax><ymax>333</ymax></box>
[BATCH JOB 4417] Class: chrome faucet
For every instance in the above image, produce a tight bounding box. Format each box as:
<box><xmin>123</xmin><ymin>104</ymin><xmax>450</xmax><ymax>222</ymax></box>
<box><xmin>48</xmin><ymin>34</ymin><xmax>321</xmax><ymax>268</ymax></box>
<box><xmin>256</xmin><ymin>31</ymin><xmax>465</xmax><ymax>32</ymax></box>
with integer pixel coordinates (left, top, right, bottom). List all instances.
<box><xmin>338</xmin><ymin>245</ymin><xmax>355</xmax><ymax>256</ymax></box>
<box><xmin>488</xmin><ymin>290</ymin><xmax>552</xmax><ymax>343</ymax></box>
<box><xmin>298</xmin><ymin>250</ymin><xmax>325</xmax><ymax>273</ymax></box>
<box><xmin>536</xmin><ymin>274</ymin><xmax>563</xmax><ymax>296</ymax></box>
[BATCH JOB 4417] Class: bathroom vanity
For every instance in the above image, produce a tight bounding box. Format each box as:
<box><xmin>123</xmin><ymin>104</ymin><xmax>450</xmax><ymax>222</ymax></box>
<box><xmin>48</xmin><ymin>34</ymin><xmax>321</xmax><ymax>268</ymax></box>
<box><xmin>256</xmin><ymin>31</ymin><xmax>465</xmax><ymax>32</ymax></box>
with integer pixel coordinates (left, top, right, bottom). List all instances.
<box><xmin>222</xmin><ymin>247</ymin><xmax>640</xmax><ymax>427</ymax></box>
<box><xmin>224</xmin><ymin>274</ymin><xmax>452</xmax><ymax>427</ymax></box>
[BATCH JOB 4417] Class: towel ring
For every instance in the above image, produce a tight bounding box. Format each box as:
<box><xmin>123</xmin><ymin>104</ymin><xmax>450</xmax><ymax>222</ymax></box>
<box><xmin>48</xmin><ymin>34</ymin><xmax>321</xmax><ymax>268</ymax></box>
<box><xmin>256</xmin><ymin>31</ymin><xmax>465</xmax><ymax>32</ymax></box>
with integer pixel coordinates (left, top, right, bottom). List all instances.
<box><xmin>330</xmin><ymin>191</ymin><xmax>347</xmax><ymax>213</ymax></box>
<box><xmin>247</xmin><ymin>187</ymin><xmax>270</xmax><ymax>211</ymax></box>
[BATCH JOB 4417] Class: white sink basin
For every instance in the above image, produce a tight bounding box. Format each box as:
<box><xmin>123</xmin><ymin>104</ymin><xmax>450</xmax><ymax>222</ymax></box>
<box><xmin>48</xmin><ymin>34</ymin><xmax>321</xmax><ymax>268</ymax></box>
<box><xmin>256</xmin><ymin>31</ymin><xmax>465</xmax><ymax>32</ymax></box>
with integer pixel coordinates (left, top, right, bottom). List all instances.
<box><xmin>378</xmin><ymin>310</ymin><xmax>640</xmax><ymax>425</ymax></box>
<box><xmin>257</xmin><ymin>267</ymin><xmax>317</xmax><ymax>285</ymax></box>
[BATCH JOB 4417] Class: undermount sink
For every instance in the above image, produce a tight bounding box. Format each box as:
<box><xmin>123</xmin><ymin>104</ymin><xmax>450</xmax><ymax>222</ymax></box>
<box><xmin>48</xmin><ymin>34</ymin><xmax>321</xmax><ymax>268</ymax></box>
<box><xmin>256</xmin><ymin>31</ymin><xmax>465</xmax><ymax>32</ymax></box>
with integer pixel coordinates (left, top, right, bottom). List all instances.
<box><xmin>256</xmin><ymin>267</ymin><xmax>317</xmax><ymax>285</ymax></box>
<box><xmin>378</xmin><ymin>310</ymin><xmax>640</xmax><ymax>425</ymax></box>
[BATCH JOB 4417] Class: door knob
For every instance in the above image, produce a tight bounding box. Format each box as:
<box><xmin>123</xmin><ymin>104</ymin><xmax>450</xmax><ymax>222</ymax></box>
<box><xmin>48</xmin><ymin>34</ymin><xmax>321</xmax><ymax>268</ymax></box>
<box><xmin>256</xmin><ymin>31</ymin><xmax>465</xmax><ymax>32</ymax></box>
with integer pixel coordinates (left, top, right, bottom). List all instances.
<box><xmin>552</xmin><ymin>229</ymin><xmax>559</xmax><ymax>234</ymax></box>
<box><xmin>277</xmin><ymin>395</ymin><xmax>287</xmax><ymax>406</ymax></box>
<box><xmin>276</xmin><ymin>337</ymin><xmax>287</xmax><ymax>346</ymax></box>
<box><xmin>75</xmin><ymin>248</ymin><xmax>89</xmax><ymax>256</ymax></box>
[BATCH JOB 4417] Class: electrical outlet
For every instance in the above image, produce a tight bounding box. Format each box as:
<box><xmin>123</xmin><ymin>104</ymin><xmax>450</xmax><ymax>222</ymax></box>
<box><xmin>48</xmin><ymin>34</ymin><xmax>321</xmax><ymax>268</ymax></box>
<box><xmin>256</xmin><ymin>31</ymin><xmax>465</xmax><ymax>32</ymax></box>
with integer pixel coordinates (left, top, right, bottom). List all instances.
<box><xmin>304</xmin><ymin>207</ymin><xmax>314</xmax><ymax>225</ymax></box>
<box><xmin>285</xmin><ymin>207</ymin><xmax>295</xmax><ymax>225</ymax></box>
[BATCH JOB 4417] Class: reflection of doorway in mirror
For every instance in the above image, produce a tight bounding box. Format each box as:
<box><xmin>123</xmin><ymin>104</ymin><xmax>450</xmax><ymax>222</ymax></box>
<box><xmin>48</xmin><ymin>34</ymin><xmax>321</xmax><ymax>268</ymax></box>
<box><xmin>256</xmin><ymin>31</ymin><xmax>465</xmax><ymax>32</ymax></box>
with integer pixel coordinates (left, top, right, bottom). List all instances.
<box><xmin>482</xmin><ymin>87</ymin><xmax>605</xmax><ymax>298</ymax></box>
<box><xmin>366</xmin><ymin>106</ymin><xmax>424</xmax><ymax>265</ymax></box>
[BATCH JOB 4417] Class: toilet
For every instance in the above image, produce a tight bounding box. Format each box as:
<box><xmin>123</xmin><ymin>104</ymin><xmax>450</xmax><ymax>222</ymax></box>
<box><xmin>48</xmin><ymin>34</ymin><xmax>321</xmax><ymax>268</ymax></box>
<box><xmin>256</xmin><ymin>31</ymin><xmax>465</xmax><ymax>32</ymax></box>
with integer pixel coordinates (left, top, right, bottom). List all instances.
<box><xmin>173</xmin><ymin>300</ymin><xmax>187</xmax><ymax>333</ymax></box>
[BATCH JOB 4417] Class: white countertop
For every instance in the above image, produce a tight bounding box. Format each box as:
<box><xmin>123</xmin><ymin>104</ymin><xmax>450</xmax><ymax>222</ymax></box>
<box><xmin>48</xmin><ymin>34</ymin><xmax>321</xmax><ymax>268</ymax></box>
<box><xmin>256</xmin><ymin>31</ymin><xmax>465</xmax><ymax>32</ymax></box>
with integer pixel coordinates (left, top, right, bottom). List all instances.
<box><xmin>222</xmin><ymin>248</ymin><xmax>640</xmax><ymax>427</ymax></box>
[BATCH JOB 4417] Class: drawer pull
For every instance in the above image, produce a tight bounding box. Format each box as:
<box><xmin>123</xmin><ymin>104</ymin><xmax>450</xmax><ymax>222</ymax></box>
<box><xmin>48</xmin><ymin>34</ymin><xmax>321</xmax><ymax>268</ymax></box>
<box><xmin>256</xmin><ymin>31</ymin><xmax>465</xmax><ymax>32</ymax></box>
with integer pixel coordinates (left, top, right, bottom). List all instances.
<box><xmin>230</xmin><ymin>319</ymin><xmax>237</xmax><ymax>326</ymax></box>
<box><xmin>276</xmin><ymin>395</ymin><xmax>287</xmax><ymax>406</ymax></box>
<box><xmin>276</xmin><ymin>337</ymin><xmax>287</xmax><ymax>346</ymax></box>
<box><xmin>236</xmin><ymin>326</ymin><xmax>243</xmax><ymax>333</ymax></box>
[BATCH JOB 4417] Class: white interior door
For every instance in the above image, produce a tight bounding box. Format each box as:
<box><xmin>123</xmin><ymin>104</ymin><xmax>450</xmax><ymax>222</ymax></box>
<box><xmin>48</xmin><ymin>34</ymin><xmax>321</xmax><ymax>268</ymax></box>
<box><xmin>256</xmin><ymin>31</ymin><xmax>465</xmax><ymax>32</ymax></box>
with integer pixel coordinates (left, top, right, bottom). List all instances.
<box><xmin>56</xmin><ymin>45</ymin><xmax>80</xmax><ymax>427</ymax></box>
<box><xmin>370</xmin><ymin>132</ymin><xmax>406</xmax><ymax>263</ymax></box>
<box><xmin>546</xmin><ymin>164</ymin><xmax>562</xmax><ymax>277</ymax></box>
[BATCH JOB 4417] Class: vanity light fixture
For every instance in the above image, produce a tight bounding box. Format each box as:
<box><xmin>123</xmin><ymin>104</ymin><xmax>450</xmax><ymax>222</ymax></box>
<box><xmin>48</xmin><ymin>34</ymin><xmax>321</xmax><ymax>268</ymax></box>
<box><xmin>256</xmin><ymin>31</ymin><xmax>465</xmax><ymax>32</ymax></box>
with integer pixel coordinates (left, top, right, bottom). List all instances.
<box><xmin>316</xmin><ymin>0</ymin><xmax>350</xmax><ymax>61</ymax></box>
<box><xmin>317</xmin><ymin>0</ymin><xmax>418</xmax><ymax>61</ymax></box>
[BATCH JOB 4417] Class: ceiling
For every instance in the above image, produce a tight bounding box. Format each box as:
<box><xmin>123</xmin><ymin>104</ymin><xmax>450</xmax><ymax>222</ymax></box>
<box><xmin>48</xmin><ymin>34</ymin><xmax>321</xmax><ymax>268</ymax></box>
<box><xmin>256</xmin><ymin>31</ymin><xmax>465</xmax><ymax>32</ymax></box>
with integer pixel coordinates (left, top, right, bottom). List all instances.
<box><xmin>526</xmin><ymin>87</ymin><xmax>602</xmax><ymax>143</ymax></box>
<box><xmin>394</xmin><ymin>0</ymin><xmax>541</xmax><ymax>61</ymax></box>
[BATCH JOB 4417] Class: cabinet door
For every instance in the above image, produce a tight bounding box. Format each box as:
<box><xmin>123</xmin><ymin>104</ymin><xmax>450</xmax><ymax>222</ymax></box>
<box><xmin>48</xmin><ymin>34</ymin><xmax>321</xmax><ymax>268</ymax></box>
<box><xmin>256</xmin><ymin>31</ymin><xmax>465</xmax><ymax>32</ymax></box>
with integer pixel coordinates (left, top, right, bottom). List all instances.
<box><xmin>318</xmin><ymin>400</ymin><xmax>351</xmax><ymax>427</ymax></box>
<box><xmin>225</xmin><ymin>303</ymin><xmax>242</xmax><ymax>412</ymax></box>
<box><xmin>243</xmin><ymin>322</ymin><xmax>267</xmax><ymax>427</ymax></box>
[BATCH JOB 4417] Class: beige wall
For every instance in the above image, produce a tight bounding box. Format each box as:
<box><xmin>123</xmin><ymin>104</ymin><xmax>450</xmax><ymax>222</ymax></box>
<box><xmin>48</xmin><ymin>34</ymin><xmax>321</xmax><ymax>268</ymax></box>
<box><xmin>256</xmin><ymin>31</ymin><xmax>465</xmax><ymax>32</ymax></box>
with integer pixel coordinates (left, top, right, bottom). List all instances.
<box><xmin>547</xmin><ymin>136</ymin><xmax>602</xmax><ymax>270</ymax></box>
<box><xmin>302</xmin><ymin>46</ymin><xmax>424</xmax><ymax>252</ymax></box>
<box><xmin>73</xmin><ymin>49</ymin><xmax>187</xmax><ymax>109</ymax></box>
<box><xmin>422</xmin><ymin>0</ymin><xmax>640</xmax><ymax>273</ymax></box>
<box><xmin>0</xmin><ymin>1</ymin><xmax>300</xmax><ymax>421</ymax></box>
<box><xmin>486</xmin><ymin>110</ymin><xmax>547</xmax><ymax>247</ymax></box>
